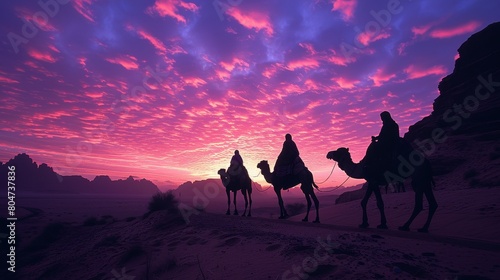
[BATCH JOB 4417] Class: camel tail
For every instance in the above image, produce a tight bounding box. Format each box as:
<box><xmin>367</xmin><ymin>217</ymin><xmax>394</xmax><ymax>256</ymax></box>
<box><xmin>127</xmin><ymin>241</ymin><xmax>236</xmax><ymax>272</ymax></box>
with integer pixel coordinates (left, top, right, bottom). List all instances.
<box><xmin>313</xmin><ymin>181</ymin><xmax>319</xmax><ymax>189</ymax></box>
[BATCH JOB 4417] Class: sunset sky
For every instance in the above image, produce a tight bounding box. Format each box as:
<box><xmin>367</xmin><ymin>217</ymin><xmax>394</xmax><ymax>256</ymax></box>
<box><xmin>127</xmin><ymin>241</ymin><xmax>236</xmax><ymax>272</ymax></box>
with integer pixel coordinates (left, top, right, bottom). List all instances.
<box><xmin>0</xmin><ymin>0</ymin><xmax>499</xmax><ymax>188</ymax></box>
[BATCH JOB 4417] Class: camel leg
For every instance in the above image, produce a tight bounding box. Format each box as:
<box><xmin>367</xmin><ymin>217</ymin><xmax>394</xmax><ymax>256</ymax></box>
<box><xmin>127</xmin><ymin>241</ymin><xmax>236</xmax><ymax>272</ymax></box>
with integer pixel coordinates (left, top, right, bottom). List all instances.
<box><xmin>360</xmin><ymin>186</ymin><xmax>373</xmax><ymax>228</ymax></box>
<box><xmin>276</xmin><ymin>189</ymin><xmax>288</xmax><ymax>219</ymax></box>
<box><xmin>226</xmin><ymin>189</ymin><xmax>230</xmax><ymax>215</ymax></box>
<box><xmin>233</xmin><ymin>191</ymin><xmax>238</xmax><ymax>215</ymax></box>
<box><xmin>241</xmin><ymin>189</ymin><xmax>248</xmax><ymax>217</ymax></box>
<box><xmin>418</xmin><ymin>188</ymin><xmax>438</xmax><ymax>233</ymax></box>
<box><xmin>311</xmin><ymin>191</ymin><xmax>320</xmax><ymax>223</ymax></box>
<box><xmin>247</xmin><ymin>190</ymin><xmax>252</xmax><ymax>217</ymax></box>
<box><xmin>373</xmin><ymin>184</ymin><xmax>387</xmax><ymax>229</ymax></box>
<box><xmin>399</xmin><ymin>190</ymin><xmax>423</xmax><ymax>231</ymax></box>
<box><xmin>302</xmin><ymin>194</ymin><xmax>311</xmax><ymax>222</ymax></box>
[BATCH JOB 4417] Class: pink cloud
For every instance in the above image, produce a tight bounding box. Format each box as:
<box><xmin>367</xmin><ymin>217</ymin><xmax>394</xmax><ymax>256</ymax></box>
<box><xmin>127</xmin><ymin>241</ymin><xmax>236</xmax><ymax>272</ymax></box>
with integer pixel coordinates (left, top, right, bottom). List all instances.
<box><xmin>369</xmin><ymin>68</ymin><xmax>396</xmax><ymax>87</ymax></box>
<box><xmin>148</xmin><ymin>0</ymin><xmax>198</xmax><ymax>23</ymax></box>
<box><xmin>327</xmin><ymin>49</ymin><xmax>356</xmax><ymax>66</ymax></box>
<box><xmin>226</xmin><ymin>8</ymin><xmax>274</xmax><ymax>36</ymax></box>
<box><xmin>331</xmin><ymin>0</ymin><xmax>357</xmax><ymax>21</ymax></box>
<box><xmin>262</xmin><ymin>63</ymin><xmax>283</xmax><ymax>79</ymax></box>
<box><xmin>286</xmin><ymin>58</ymin><xmax>320</xmax><ymax>70</ymax></box>
<box><xmin>357</xmin><ymin>30</ymin><xmax>391</xmax><ymax>46</ymax></box>
<box><xmin>220</xmin><ymin>57</ymin><xmax>250</xmax><ymax>72</ymax></box>
<box><xmin>333</xmin><ymin>77</ymin><xmax>359</xmax><ymax>89</ymax></box>
<box><xmin>15</xmin><ymin>7</ymin><xmax>57</xmax><ymax>31</ymax></box>
<box><xmin>430</xmin><ymin>21</ymin><xmax>481</xmax><ymax>39</ymax></box>
<box><xmin>105</xmin><ymin>55</ymin><xmax>139</xmax><ymax>70</ymax></box>
<box><xmin>0</xmin><ymin>76</ymin><xmax>19</xmax><ymax>84</ymax></box>
<box><xmin>411</xmin><ymin>23</ymin><xmax>433</xmax><ymax>37</ymax></box>
<box><xmin>304</xmin><ymin>79</ymin><xmax>319</xmax><ymax>90</ymax></box>
<box><xmin>27</xmin><ymin>49</ymin><xmax>58</xmax><ymax>63</ymax></box>
<box><xmin>215</xmin><ymin>69</ymin><xmax>231</xmax><ymax>81</ymax></box>
<box><xmin>404</xmin><ymin>64</ymin><xmax>447</xmax><ymax>80</ymax></box>
<box><xmin>32</xmin><ymin>111</ymin><xmax>74</xmax><ymax>121</ymax></box>
<box><xmin>73</xmin><ymin>0</ymin><xmax>95</xmax><ymax>22</ymax></box>
<box><xmin>299</xmin><ymin>43</ymin><xmax>317</xmax><ymax>55</ymax></box>
<box><xmin>387</xmin><ymin>91</ymin><xmax>397</xmax><ymax>98</ymax></box>
<box><xmin>184</xmin><ymin>77</ymin><xmax>207</xmax><ymax>88</ymax></box>
<box><xmin>127</xmin><ymin>26</ymin><xmax>168</xmax><ymax>54</ymax></box>
<box><xmin>85</xmin><ymin>91</ymin><xmax>104</xmax><ymax>99</ymax></box>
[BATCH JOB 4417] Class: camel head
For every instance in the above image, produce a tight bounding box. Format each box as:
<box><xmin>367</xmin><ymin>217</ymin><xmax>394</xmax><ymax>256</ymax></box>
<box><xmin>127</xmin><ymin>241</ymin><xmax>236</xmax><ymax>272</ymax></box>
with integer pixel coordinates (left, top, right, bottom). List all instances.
<box><xmin>256</xmin><ymin>160</ymin><xmax>270</xmax><ymax>171</ymax></box>
<box><xmin>326</xmin><ymin>148</ymin><xmax>351</xmax><ymax>162</ymax></box>
<box><xmin>218</xmin><ymin>168</ymin><xmax>227</xmax><ymax>177</ymax></box>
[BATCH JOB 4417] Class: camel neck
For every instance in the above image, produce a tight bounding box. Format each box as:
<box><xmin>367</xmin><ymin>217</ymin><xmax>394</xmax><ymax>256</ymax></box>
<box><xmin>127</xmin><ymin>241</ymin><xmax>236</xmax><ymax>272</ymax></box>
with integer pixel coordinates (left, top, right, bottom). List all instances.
<box><xmin>338</xmin><ymin>156</ymin><xmax>359</xmax><ymax>178</ymax></box>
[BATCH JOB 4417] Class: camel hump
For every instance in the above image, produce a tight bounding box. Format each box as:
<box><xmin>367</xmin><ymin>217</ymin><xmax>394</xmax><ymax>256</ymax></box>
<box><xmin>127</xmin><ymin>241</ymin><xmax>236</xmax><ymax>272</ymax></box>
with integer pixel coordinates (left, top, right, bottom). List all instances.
<box><xmin>274</xmin><ymin>157</ymin><xmax>306</xmax><ymax>177</ymax></box>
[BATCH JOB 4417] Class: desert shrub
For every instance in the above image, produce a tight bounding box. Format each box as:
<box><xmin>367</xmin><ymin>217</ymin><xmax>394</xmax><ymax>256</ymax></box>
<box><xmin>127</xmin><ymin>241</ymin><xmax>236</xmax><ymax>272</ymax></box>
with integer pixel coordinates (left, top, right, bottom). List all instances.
<box><xmin>125</xmin><ymin>217</ymin><xmax>136</xmax><ymax>222</ymax></box>
<box><xmin>94</xmin><ymin>234</ymin><xmax>120</xmax><ymax>248</ymax></box>
<box><xmin>119</xmin><ymin>245</ymin><xmax>144</xmax><ymax>264</ymax></box>
<box><xmin>148</xmin><ymin>191</ymin><xmax>179</xmax><ymax>213</ymax></box>
<box><xmin>464</xmin><ymin>169</ymin><xmax>479</xmax><ymax>180</ymax></box>
<box><xmin>286</xmin><ymin>203</ymin><xmax>306</xmax><ymax>216</ymax></box>
<box><xmin>27</xmin><ymin>223</ymin><xmax>65</xmax><ymax>251</ymax></box>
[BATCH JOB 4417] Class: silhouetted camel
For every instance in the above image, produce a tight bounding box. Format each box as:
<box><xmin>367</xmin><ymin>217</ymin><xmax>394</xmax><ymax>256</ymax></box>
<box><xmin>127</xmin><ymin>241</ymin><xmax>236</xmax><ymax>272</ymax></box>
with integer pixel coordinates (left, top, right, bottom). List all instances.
<box><xmin>218</xmin><ymin>167</ymin><xmax>252</xmax><ymax>217</ymax></box>
<box><xmin>326</xmin><ymin>140</ymin><xmax>438</xmax><ymax>232</ymax></box>
<box><xmin>256</xmin><ymin>160</ymin><xmax>320</xmax><ymax>223</ymax></box>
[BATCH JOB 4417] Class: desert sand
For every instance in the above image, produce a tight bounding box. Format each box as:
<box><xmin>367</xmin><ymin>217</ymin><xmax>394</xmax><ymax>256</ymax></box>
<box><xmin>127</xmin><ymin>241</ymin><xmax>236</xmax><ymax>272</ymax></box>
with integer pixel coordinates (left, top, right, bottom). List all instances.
<box><xmin>3</xmin><ymin>184</ymin><xmax>499</xmax><ymax>280</ymax></box>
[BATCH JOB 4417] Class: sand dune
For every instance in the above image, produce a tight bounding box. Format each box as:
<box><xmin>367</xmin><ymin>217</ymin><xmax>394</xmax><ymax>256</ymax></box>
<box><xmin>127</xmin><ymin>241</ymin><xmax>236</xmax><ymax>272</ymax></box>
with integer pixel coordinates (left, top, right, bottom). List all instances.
<box><xmin>8</xmin><ymin>186</ymin><xmax>499</xmax><ymax>280</ymax></box>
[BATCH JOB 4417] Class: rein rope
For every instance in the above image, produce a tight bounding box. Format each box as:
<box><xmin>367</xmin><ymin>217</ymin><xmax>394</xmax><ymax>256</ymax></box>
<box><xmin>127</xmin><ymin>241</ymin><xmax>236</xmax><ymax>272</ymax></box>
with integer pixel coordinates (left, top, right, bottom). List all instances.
<box><xmin>252</xmin><ymin>181</ymin><xmax>273</xmax><ymax>192</ymax></box>
<box><xmin>314</xmin><ymin>162</ymin><xmax>336</xmax><ymax>185</ymax></box>
<box><xmin>316</xmin><ymin>175</ymin><xmax>351</xmax><ymax>192</ymax></box>
<box><xmin>251</xmin><ymin>170</ymin><xmax>261</xmax><ymax>178</ymax></box>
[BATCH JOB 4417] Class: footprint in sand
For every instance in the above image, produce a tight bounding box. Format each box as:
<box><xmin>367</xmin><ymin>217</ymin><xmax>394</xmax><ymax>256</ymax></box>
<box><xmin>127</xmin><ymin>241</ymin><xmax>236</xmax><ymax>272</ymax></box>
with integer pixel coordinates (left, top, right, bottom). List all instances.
<box><xmin>218</xmin><ymin>237</ymin><xmax>240</xmax><ymax>247</ymax></box>
<box><xmin>265</xmin><ymin>244</ymin><xmax>282</xmax><ymax>251</ymax></box>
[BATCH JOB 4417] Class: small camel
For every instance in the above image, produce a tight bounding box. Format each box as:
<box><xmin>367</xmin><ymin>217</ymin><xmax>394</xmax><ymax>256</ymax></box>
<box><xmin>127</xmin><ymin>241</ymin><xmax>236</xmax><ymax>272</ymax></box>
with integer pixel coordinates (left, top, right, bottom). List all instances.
<box><xmin>326</xmin><ymin>140</ymin><xmax>438</xmax><ymax>232</ymax></box>
<box><xmin>218</xmin><ymin>166</ymin><xmax>252</xmax><ymax>217</ymax></box>
<box><xmin>256</xmin><ymin>160</ymin><xmax>320</xmax><ymax>223</ymax></box>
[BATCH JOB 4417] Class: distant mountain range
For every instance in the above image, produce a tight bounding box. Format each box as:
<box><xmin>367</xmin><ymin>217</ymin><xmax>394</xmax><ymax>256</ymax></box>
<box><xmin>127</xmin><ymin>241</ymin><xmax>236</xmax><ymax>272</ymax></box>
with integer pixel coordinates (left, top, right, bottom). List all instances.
<box><xmin>0</xmin><ymin>153</ymin><xmax>159</xmax><ymax>195</ymax></box>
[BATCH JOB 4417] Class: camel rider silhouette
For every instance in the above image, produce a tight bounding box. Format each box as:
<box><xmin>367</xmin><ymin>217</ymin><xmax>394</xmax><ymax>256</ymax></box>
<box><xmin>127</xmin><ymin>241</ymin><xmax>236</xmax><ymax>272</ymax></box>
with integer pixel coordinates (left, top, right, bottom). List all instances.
<box><xmin>274</xmin><ymin>134</ymin><xmax>304</xmax><ymax>176</ymax></box>
<box><xmin>228</xmin><ymin>150</ymin><xmax>244</xmax><ymax>175</ymax></box>
<box><xmin>368</xmin><ymin>111</ymin><xmax>400</xmax><ymax>168</ymax></box>
<box><xmin>231</xmin><ymin>150</ymin><xmax>243</xmax><ymax>166</ymax></box>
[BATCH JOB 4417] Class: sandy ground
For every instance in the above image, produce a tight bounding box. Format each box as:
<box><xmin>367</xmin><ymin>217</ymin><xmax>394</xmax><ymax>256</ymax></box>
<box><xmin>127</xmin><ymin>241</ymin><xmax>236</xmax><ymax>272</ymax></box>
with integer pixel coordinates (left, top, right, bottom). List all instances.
<box><xmin>1</xmin><ymin>187</ymin><xmax>499</xmax><ymax>279</ymax></box>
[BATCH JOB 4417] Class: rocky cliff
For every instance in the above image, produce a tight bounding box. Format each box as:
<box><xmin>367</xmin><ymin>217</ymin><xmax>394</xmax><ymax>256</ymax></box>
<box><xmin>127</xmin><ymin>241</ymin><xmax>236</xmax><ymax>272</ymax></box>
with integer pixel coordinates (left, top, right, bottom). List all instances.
<box><xmin>404</xmin><ymin>22</ymin><xmax>500</xmax><ymax>188</ymax></box>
